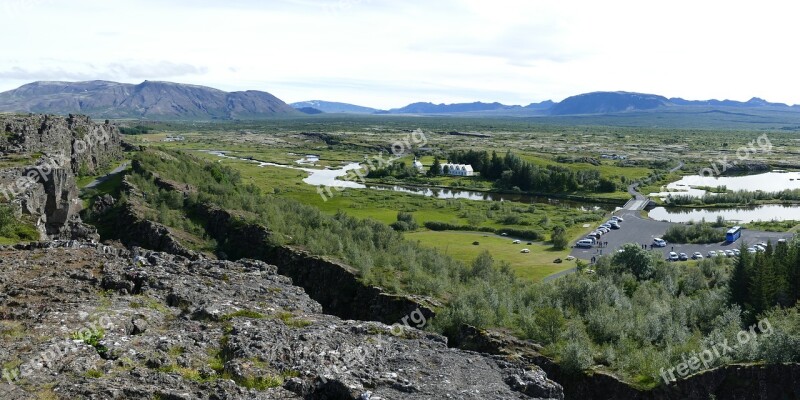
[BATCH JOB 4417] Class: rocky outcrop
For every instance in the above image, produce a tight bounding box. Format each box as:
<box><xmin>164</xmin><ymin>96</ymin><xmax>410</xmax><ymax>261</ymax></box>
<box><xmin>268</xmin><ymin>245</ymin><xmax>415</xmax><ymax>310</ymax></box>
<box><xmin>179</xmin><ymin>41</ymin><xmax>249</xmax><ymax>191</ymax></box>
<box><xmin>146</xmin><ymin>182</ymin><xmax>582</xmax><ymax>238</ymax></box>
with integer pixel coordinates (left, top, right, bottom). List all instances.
<box><xmin>189</xmin><ymin>203</ymin><xmax>438</xmax><ymax>325</ymax></box>
<box><xmin>1</xmin><ymin>114</ymin><xmax>122</xmax><ymax>175</ymax></box>
<box><xmin>453</xmin><ymin>325</ymin><xmax>800</xmax><ymax>400</ymax></box>
<box><xmin>107</xmin><ymin>176</ymin><xmax>198</xmax><ymax>259</ymax></box>
<box><xmin>0</xmin><ymin>114</ymin><xmax>122</xmax><ymax>239</ymax></box>
<box><xmin>0</xmin><ymin>241</ymin><xmax>563</xmax><ymax>399</ymax></box>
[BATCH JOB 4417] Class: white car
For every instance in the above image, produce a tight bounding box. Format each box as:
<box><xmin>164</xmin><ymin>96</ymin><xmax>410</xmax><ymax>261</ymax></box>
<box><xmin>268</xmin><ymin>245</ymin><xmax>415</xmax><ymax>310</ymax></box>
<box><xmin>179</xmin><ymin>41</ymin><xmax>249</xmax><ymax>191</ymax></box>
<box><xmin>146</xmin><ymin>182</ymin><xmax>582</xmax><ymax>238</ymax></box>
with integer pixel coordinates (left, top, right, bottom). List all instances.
<box><xmin>755</xmin><ymin>245</ymin><xmax>766</xmax><ymax>253</ymax></box>
<box><xmin>725</xmin><ymin>250</ymin><xmax>735</xmax><ymax>257</ymax></box>
<box><xmin>747</xmin><ymin>247</ymin><xmax>757</xmax><ymax>254</ymax></box>
<box><xmin>668</xmin><ymin>252</ymin><xmax>679</xmax><ymax>261</ymax></box>
<box><xmin>653</xmin><ymin>238</ymin><xmax>667</xmax><ymax>247</ymax></box>
<box><xmin>512</xmin><ymin>240</ymin><xmax>521</xmax><ymax>244</ymax></box>
<box><xmin>576</xmin><ymin>239</ymin><xmax>594</xmax><ymax>248</ymax></box>
<box><xmin>732</xmin><ymin>249</ymin><xmax>741</xmax><ymax>256</ymax></box>
<box><xmin>612</xmin><ymin>216</ymin><xmax>624</xmax><ymax>222</ymax></box>
<box><xmin>708</xmin><ymin>251</ymin><xmax>717</xmax><ymax>258</ymax></box>
<box><xmin>692</xmin><ymin>252</ymin><xmax>703</xmax><ymax>260</ymax></box>
<box><xmin>520</xmin><ymin>248</ymin><xmax>530</xmax><ymax>253</ymax></box>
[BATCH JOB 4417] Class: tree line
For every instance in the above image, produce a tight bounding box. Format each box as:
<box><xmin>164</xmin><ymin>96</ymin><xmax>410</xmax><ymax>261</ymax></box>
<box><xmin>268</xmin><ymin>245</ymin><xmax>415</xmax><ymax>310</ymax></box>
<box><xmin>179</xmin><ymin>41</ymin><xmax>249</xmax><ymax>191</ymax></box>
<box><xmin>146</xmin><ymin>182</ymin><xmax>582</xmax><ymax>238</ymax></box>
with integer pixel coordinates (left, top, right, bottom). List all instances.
<box><xmin>729</xmin><ymin>240</ymin><xmax>800</xmax><ymax>319</ymax></box>
<box><xmin>447</xmin><ymin>149</ymin><xmax>618</xmax><ymax>193</ymax></box>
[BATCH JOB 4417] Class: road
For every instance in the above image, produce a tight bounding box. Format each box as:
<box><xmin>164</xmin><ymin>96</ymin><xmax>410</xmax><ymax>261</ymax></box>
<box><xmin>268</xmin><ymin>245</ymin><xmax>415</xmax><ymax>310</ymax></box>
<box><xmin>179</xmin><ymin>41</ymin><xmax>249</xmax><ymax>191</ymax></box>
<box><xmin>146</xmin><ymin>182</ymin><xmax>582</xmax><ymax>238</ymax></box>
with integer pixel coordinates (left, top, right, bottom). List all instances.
<box><xmin>83</xmin><ymin>161</ymin><xmax>129</xmax><ymax>189</ymax></box>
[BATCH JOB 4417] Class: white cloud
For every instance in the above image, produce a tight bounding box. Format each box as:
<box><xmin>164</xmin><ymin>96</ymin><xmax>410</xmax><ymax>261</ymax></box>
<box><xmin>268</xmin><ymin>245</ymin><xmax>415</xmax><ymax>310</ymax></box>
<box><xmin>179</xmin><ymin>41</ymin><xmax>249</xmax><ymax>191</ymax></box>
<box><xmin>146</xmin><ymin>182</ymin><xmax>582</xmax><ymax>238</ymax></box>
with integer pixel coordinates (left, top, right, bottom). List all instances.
<box><xmin>0</xmin><ymin>0</ymin><xmax>798</xmax><ymax>108</ymax></box>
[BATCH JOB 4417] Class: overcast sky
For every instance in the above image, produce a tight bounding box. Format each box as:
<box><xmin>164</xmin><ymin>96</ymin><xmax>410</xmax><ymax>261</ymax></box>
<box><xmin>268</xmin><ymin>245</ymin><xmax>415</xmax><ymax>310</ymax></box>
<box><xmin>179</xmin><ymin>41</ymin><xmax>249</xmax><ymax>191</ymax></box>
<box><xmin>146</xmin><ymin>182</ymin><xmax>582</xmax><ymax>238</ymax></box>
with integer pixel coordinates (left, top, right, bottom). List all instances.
<box><xmin>1</xmin><ymin>0</ymin><xmax>798</xmax><ymax>109</ymax></box>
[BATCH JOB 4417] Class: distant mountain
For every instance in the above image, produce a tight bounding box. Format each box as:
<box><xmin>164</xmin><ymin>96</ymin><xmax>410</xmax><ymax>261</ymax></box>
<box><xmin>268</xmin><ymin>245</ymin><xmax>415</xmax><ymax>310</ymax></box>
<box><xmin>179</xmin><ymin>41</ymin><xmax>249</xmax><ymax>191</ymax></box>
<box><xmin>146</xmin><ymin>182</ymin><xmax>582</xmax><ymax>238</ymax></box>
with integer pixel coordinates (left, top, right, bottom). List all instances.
<box><xmin>668</xmin><ymin>96</ymin><xmax>789</xmax><ymax>108</ymax></box>
<box><xmin>295</xmin><ymin>107</ymin><xmax>324</xmax><ymax>115</ymax></box>
<box><xmin>290</xmin><ymin>100</ymin><xmax>378</xmax><ymax>114</ymax></box>
<box><xmin>524</xmin><ymin>100</ymin><xmax>555</xmax><ymax>110</ymax></box>
<box><xmin>388</xmin><ymin>101</ymin><xmax>516</xmax><ymax>114</ymax></box>
<box><xmin>0</xmin><ymin>80</ymin><xmax>298</xmax><ymax>120</ymax></box>
<box><xmin>549</xmin><ymin>92</ymin><xmax>670</xmax><ymax>115</ymax></box>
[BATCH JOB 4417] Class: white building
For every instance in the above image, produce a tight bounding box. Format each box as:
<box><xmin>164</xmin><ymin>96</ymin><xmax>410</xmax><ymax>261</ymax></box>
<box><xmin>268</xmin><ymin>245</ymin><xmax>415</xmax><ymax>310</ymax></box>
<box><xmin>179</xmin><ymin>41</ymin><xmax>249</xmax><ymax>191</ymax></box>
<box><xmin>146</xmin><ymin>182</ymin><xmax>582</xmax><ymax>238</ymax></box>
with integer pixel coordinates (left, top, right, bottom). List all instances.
<box><xmin>412</xmin><ymin>157</ymin><xmax>425</xmax><ymax>172</ymax></box>
<box><xmin>440</xmin><ymin>163</ymin><xmax>474</xmax><ymax>176</ymax></box>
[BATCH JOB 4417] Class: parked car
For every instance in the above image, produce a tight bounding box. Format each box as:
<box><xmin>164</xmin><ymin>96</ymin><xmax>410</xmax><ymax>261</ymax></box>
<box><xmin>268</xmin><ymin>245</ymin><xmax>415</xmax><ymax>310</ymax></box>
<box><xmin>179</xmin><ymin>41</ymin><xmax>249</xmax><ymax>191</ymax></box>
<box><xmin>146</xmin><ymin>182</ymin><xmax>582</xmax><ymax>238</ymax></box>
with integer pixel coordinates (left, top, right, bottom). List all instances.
<box><xmin>747</xmin><ymin>247</ymin><xmax>757</xmax><ymax>254</ymax></box>
<box><xmin>669</xmin><ymin>252</ymin><xmax>679</xmax><ymax>261</ymax></box>
<box><xmin>609</xmin><ymin>222</ymin><xmax>621</xmax><ymax>229</ymax></box>
<box><xmin>611</xmin><ymin>216</ymin><xmax>624</xmax><ymax>222</ymax></box>
<box><xmin>520</xmin><ymin>248</ymin><xmax>530</xmax><ymax>253</ymax></box>
<box><xmin>512</xmin><ymin>240</ymin><xmax>521</xmax><ymax>244</ymax></box>
<box><xmin>708</xmin><ymin>250</ymin><xmax>717</xmax><ymax>258</ymax></box>
<box><xmin>725</xmin><ymin>250</ymin><xmax>735</xmax><ymax>257</ymax></box>
<box><xmin>472</xmin><ymin>241</ymin><xmax>479</xmax><ymax>245</ymax></box>
<box><xmin>565</xmin><ymin>255</ymin><xmax>576</xmax><ymax>261</ymax></box>
<box><xmin>692</xmin><ymin>252</ymin><xmax>703</xmax><ymax>260</ymax></box>
<box><xmin>500</xmin><ymin>233</ymin><xmax>508</xmax><ymax>236</ymax></box>
<box><xmin>576</xmin><ymin>239</ymin><xmax>594</xmax><ymax>248</ymax></box>
<box><xmin>732</xmin><ymin>249</ymin><xmax>741</xmax><ymax>256</ymax></box>
<box><xmin>755</xmin><ymin>245</ymin><xmax>766</xmax><ymax>252</ymax></box>
<box><xmin>653</xmin><ymin>238</ymin><xmax>667</xmax><ymax>247</ymax></box>
<box><xmin>757</xmin><ymin>242</ymin><xmax>768</xmax><ymax>248</ymax></box>
<box><xmin>679</xmin><ymin>253</ymin><xmax>689</xmax><ymax>261</ymax></box>
<box><xmin>778</xmin><ymin>238</ymin><xmax>787</xmax><ymax>244</ymax></box>
<box><xmin>598</xmin><ymin>227</ymin><xmax>610</xmax><ymax>233</ymax></box>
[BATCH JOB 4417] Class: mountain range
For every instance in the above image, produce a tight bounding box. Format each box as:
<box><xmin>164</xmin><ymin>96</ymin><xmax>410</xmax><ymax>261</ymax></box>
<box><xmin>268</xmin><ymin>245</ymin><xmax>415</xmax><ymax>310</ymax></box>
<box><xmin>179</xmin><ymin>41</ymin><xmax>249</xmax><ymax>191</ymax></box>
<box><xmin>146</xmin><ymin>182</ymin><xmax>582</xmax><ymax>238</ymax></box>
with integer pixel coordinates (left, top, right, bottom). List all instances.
<box><xmin>1</xmin><ymin>80</ymin><xmax>798</xmax><ymax>120</ymax></box>
<box><xmin>0</xmin><ymin>80</ymin><xmax>297</xmax><ymax>119</ymax></box>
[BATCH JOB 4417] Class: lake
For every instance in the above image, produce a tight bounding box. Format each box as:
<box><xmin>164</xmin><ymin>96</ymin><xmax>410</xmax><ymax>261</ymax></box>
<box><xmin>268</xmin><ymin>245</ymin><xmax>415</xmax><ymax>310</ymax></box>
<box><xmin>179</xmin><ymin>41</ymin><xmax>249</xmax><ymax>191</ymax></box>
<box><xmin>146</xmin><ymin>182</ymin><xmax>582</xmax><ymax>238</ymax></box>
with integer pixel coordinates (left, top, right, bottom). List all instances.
<box><xmin>649</xmin><ymin>204</ymin><xmax>800</xmax><ymax>223</ymax></box>
<box><xmin>649</xmin><ymin>171</ymin><xmax>800</xmax><ymax>198</ymax></box>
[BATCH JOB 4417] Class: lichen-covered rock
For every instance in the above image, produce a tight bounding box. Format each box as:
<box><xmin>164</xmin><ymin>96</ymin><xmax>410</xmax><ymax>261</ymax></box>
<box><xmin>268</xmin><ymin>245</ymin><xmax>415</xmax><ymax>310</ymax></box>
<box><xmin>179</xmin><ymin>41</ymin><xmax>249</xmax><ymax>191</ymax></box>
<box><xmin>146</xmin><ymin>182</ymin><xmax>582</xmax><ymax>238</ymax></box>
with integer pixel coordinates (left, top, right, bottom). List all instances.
<box><xmin>0</xmin><ymin>242</ymin><xmax>563</xmax><ymax>399</ymax></box>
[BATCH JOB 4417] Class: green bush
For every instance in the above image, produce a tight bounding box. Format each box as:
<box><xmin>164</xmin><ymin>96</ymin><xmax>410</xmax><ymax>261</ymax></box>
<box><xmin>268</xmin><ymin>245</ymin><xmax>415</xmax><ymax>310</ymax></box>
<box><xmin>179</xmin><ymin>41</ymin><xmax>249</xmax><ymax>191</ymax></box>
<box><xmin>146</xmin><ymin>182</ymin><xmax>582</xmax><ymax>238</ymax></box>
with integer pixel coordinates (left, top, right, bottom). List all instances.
<box><xmin>662</xmin><ymin>222</ymin><xmax>725</xmax><ymax>244</ymax></box>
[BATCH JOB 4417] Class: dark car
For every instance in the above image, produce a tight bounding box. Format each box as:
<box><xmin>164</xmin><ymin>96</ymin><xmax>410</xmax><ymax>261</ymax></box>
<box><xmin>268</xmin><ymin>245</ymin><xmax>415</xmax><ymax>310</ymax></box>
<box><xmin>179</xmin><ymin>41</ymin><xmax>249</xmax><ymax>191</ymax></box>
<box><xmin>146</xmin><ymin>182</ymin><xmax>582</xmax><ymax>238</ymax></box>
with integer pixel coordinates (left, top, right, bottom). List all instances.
<box><xmin>679</xmin><ymin>253</ymin><xmax>689</xmax><ymax>261</ymax></box>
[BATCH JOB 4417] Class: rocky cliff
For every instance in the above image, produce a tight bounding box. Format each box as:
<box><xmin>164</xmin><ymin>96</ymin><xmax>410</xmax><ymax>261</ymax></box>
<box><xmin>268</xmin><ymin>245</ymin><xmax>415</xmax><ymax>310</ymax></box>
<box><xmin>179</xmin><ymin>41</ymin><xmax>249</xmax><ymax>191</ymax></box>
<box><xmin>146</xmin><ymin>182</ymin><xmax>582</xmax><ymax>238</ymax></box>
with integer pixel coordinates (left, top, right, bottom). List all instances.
<box><xmin>0</xmin><ymin>241</ymin><xmax>564</xmax><ymax>399</ymax></box>
<box><xmin>0</xmin><ymin>114</ymin><xmax>122</xmax><ymax>239</ymax></box>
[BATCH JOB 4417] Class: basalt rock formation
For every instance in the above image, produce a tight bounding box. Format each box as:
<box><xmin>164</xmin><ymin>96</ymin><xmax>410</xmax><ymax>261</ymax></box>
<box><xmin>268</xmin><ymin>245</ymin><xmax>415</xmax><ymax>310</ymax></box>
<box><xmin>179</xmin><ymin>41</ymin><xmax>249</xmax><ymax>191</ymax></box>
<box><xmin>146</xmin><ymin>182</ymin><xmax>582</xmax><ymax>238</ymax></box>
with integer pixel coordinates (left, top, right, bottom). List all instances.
<box><xmin>0</xmin><ymin>241</ymin><xmax>564</xmax><ymax>399</ymax></box>
<box><xmin>0</xmin><ymin>114</ymin><xmax>122</xmax><ymax>239</ymax></box>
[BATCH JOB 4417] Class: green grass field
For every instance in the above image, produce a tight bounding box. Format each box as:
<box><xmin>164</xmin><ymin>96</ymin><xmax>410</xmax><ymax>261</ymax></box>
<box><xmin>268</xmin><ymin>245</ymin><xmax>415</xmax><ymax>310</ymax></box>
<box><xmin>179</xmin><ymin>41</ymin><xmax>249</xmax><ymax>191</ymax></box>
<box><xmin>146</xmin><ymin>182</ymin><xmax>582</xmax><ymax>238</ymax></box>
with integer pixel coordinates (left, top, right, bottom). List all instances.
<box><xmin>405</xmin><ymin>230</ymin><xmax>578</xmax><ymax>281</ymax></box>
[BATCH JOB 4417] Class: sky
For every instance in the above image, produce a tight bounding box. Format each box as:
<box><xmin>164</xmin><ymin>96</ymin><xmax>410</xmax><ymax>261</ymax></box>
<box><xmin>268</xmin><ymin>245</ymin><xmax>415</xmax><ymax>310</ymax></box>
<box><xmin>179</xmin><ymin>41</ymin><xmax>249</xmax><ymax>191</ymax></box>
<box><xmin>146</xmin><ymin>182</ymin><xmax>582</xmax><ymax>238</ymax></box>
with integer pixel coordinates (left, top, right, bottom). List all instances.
<box><xmin>1</xmin><ymin>0</ymin><xmax>798</xmax><ymax>109</ymax></box>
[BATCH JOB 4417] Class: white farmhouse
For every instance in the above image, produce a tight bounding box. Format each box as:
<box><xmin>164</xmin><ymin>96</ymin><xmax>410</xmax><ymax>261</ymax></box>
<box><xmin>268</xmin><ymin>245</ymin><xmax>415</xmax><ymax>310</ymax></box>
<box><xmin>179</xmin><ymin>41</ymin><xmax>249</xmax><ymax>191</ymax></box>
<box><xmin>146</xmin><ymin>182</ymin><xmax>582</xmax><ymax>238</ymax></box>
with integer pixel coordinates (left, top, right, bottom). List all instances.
<box><xmin>440</xmin><ymin>163</ymin><xmax>474</xmax><ymax>176</ymax></box>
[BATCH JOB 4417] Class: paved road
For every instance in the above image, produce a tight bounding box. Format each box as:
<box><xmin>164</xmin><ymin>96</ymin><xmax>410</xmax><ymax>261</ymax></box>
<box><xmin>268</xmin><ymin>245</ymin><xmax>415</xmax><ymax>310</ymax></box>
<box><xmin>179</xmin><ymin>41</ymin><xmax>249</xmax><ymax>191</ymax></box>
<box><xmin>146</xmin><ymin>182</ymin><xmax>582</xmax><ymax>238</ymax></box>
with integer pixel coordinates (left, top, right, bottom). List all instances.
<box><xmin>83</xmin><ymin>161</ymin><xmax>129</xmax><ymax>189</ymax></box>
<box><xmin>569</xmin><ymin>208</ymin><xmax>794</xmax><ymax>263</ymax></box>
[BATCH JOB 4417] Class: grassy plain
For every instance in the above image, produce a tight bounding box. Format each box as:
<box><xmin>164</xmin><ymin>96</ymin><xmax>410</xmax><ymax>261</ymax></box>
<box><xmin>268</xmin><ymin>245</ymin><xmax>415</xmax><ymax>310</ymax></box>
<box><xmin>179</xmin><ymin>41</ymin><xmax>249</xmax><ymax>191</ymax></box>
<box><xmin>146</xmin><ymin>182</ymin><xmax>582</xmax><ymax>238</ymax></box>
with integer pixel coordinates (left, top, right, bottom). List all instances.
<box><xmin>122</xmin><ymin>115</ymin><xmax>800</xmax><ymax>279</ymax></box>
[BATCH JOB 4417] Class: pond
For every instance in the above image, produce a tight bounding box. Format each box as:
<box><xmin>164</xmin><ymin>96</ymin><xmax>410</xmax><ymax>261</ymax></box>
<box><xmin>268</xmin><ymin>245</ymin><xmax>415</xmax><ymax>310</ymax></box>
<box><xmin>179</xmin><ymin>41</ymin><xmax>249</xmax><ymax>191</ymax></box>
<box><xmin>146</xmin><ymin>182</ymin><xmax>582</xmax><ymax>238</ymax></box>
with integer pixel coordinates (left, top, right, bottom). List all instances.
<box><xmin>649</xmin><ymin>204</ymin><xmax>800</xmax><ymax>223</ymax></box>
<box><xmin>649</xmin><ymin>171</ymin><xmax>800</xmax><ymax>198</ymax></box>
<box><xmin>203</xmin><ymin>151</ymin><xmax>615</xmax><ymax>210</ymax></box>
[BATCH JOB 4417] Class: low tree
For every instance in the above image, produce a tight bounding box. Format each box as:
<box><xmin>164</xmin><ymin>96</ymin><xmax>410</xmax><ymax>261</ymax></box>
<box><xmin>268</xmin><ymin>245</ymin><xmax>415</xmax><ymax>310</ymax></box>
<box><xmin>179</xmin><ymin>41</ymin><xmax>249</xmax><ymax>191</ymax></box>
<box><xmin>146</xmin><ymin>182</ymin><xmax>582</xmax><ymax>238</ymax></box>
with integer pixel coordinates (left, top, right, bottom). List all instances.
<box><xmin>535</xmin><ymin>307</ymin><xmax>566</xmax><ymax>344</ymax></box>
<box><xmin>428</xmin><ymin>157</ymin><xmax>441</xmax><ymax>176</ymax></box>
<box><xmin>552</xmin><ymin>225</ymin><xmax>568</xmax><ymax>250</ymax></box>
<box><xmin>612</xmin><ymin>243</ymin><xmax>656</xmax><ymax>280</ymax></box>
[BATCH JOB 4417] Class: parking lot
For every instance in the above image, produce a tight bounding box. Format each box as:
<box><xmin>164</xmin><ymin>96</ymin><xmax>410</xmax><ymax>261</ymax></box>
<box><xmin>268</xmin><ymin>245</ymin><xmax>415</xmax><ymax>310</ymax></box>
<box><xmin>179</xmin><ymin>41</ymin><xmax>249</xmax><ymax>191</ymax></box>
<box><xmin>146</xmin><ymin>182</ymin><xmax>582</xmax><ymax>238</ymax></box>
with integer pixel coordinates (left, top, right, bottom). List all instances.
<box><xmin>570</xmin><ymin>208</ymin><xmax>795</xmax><ymax>262</ymax></box>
